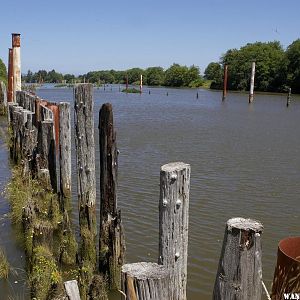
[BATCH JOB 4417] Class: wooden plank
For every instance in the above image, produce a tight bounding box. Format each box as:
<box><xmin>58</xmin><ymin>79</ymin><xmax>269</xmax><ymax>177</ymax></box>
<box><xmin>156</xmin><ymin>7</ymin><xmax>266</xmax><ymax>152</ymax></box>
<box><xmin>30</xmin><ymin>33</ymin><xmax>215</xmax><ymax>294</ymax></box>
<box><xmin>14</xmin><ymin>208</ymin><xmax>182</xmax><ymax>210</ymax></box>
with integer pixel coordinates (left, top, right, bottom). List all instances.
<box><xmin>159</xmin><ymin>162</ymin><xmax>190</xmax><ymax>300</ymax></box>
<box><xmin>213</xmin><ymin>217</ymin><xmax>263</xmax><ymax>300</ymax></box>
<box><xmin>98</xmin><ymin>103</ymin><xmax>125</xmax><ymax>289</ymax></box>
<box><xmin>121</xmin><ymin>262</ymin><xmax>170</xmax><ymax>300</ymax></box>
<box><xmin>59</xmin><ymin>102</ymin><xmax>72</xmax><ymax>201</ymax></box>
<box><xmin>64</xmin><ymin>280</ymin><xmax>81</xmax><ymax>300</ymax></box>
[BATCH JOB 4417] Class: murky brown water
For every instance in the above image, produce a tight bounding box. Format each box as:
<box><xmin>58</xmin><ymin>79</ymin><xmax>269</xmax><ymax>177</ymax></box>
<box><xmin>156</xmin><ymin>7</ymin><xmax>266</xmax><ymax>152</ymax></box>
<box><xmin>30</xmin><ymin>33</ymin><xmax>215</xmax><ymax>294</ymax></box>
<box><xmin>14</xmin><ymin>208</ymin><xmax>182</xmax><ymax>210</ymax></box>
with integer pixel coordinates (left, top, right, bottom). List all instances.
<box><xmin>0</xmin><ymin>86</ymin><xmax>299</xmax><ymax>299</ymax></box>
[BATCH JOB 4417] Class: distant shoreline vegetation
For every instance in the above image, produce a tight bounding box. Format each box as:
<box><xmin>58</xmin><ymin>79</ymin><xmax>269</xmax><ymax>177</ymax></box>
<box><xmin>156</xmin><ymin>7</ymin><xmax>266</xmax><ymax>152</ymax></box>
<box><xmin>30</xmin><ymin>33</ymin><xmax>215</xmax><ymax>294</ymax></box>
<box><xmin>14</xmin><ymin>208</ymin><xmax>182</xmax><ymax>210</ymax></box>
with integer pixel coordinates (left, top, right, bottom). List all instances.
<box><xmin>10</xmin><ymin>38</ymin><xmax>300</xmax><ymax>94</ymax></box>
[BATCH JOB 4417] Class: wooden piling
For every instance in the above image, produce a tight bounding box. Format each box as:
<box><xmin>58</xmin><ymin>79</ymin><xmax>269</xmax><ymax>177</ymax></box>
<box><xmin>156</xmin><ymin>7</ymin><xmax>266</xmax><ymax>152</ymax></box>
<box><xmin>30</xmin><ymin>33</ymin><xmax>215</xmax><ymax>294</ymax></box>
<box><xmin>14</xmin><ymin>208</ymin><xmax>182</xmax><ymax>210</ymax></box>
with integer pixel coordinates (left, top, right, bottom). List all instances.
<box><xmin>287</xmin><ymin>88</ymin><xmax>291</xmax><ymax>107</ymax></box>
<box><xmin>59</xmin><ymin>102</ymin><xmax>71</xmax><ymax>201</ymax></box>
<box><xmin>159</xmin><ymin>162</ymin><xmax>190</xmax><ymax>300</ymax></box>
<box><xmin>74</xmin><ymin>84</ymin><xmax>97</xmax><ymax>264</ymax></box>
<box><xmin>196</xmin><ymin>92</ymin><xmax>199</xmax><ymax>99</ymax></box>
<box><xmin>7</xmin><ymin>48</ymin><xmax>14</xmax><ymax>103</ymax></box>
<box><xmin>222</xmin><ymin>64</ymin><xmax>228</xmax><ymax>101</ymax></box>
<box><xmin>126</xmin><ymin>74</ymin><xmax>129</xmax><ymax>92</ymax></box>
<box><xmin>37</xmin><ymin>120</ymin><xmax>57</xmax><ymax>192</ymax></box>
<box><xmin>98</xmin><ymin>103</ymin><xmax>125</xmax><ymax>289</ymax></box>
<box><xmin>249</xmin><ymin>62</ymin><xmax>256</xmax><ymax>103</ymax></box>
<box><xmin>0</xmin><ymin>81</ymin><xmax>7</xmax><ymax>114</ymax></box>
<box><xmin>140</xmin><ymin>74</ymin><xmax>143</xmax><ymax>94</ymax></box>
<box><xmin>213</xmin><ymin>217</ymin><xmax>263</xmax><ymax>300</ymax></box>
<box><xmin>121</xmin><ymin>262</ymin><xmax>171</xmax><ymax>300</ymax></box>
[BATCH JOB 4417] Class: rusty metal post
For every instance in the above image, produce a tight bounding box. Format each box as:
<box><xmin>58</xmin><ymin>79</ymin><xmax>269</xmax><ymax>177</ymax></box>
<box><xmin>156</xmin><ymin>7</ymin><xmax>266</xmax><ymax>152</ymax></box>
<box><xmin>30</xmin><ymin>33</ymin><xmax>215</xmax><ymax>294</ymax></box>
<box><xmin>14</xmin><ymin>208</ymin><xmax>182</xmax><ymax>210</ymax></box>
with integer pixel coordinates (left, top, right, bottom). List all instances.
<box><xmin>249</xmin><ymin>62</ymin><xmax>255</xmax><ymax>103</ymax></box>
<box><xmin>140</xmin><ymin>74</ymin><xmax>143</xmax><ymax>94</ymax></box>
<box><xmin>222</xmin><ymin>64</ymin><xmax>228</xmax><ymax>101</ymax></box>
<box><xmin>7</xmin><ymin>48</ymin><xmax>14</xmax><ymax>102</ymax></box>
<box><xmin>126</xmin><ymin>74</ymin><xmax>128</xmax><ymax>92</ymax></box>
<box><xmin>271</xmin><ymin>237</ymin><xmax>300</xmax><ymax>299</ymax></box>
<box><xmin>12</xmin><ymin>33</ymin><xmax>21</xmax><ymax>102</ymax></box>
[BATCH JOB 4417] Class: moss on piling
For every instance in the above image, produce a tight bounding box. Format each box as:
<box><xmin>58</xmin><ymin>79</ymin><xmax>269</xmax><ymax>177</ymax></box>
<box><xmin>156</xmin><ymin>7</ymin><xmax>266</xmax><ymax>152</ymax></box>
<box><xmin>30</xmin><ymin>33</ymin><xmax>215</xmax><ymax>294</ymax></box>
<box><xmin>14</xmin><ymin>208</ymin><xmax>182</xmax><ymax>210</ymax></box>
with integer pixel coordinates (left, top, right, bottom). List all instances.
<box><xmin>0</xmin><ymin>248</ymin><xmax>10</xmax><ymax>279</ymax></box>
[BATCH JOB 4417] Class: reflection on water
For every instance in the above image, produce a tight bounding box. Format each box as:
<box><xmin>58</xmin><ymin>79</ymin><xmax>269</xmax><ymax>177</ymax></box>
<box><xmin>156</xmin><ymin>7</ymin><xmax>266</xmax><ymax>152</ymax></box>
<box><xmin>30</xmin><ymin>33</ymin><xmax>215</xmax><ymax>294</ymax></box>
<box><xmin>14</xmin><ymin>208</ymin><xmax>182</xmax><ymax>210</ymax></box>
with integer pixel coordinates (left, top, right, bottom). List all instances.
<box><xmin>1</xmin><ymin>86</ymin><xmax>299</xmax><ymax>299</ymax></box>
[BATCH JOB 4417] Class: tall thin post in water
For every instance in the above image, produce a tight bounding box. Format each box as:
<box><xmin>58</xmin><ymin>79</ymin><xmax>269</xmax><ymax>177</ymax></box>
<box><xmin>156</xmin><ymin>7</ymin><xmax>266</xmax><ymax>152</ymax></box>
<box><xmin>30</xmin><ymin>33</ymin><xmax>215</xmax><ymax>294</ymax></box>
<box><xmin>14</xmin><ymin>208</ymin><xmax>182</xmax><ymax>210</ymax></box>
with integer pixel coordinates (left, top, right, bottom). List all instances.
<box><xmin>12</xmin><ymin>33</ymin><xmax>21</xmax><ymax>102</ymax></box>
<box><xmin>249</xmin><ymin>61</ymin><xmax>256</xmax><ymax>103</ymax></box>
<box><xmin>287</xmin><ymin>87</ymin><xmax>291</xmax><ymax>107</ymax></box>
<box><xmin>7</xmin><ymin>48</ymin><xmax>14</xmax><ymax>102</ymax></box>
<box><xmin>99</xmin><ymin>103</ymin><xmax>125</xmax><ymax>289</ymax></box>
<box><xmin>140</xmin><ymin>74</ymin><xmax>143</xmax><ymax>94</ymax></box>
<box><xmin>126</xmin><ymin>74</ymin><xmax>128</xmax><ymax>92</ymax></box>
<box><xmin>222</xmin><ymin>64</ymin><xmax>228</xmax><ymax>101</ymax></box>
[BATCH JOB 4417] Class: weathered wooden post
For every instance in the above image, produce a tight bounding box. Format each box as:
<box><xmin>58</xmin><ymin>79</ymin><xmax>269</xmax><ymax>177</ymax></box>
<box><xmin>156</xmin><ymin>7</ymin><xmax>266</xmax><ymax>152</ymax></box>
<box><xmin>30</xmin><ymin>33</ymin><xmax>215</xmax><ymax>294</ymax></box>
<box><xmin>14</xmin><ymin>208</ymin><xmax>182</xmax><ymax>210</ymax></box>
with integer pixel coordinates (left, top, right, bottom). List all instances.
<box><xmin>249</xmin><ymin>61</ymin><xmax>256</xmax><ymax>103</ymax></box>
<box><xmin>0</xmin><ymin>81</ymin><xmax>7</xmax><ymax>114</ymax></box>
<box><xmin>7</xmin><ymin>48</ymin><xmax>14</xmax><ymax>103</ymax></box>
<box><xmin>59</xmin><ymin>102</ymin><xmax>71</xmax><ymax>202</ymax></box>
<box><xmin>37</xmin><ymin>120</ymin><xmax>57</xmax><ymax>192</ymax></box>
<box><xmin>121</xmin><ymin>262</ymin><xmax>171</xmax><ymax>300</ymax></box>
<box><xmin>12</xmin><ymin>33</ymin><xmax>21</xmax><ymax>102</ymax></box>
<box><xmin>213</xmin><ymin>217</ymin><xmax>263</xmax><ymax>300</ymax></box>
<box><xmin>159</xmin><ymin>162</ymin><xmax>190</xmax><ymax>300</ymax></box>
<box><xmin>99</xmin><ymin>103</ymin><xmax>125</xmax><ymax>289</ymax></box>
<box><xmin>74</xmin><ymin>84</ymin><xmax>97</xmax><ymax>265</ymax></box>
<box><xmin>286</xmin><ymin>87</ymin><xmax>291</xmax><ymax>107</ymax></box>
<box><xmin>222</xmin><ymin>64</ymin><xmax>228</xmax><ymax>101</ymax></box>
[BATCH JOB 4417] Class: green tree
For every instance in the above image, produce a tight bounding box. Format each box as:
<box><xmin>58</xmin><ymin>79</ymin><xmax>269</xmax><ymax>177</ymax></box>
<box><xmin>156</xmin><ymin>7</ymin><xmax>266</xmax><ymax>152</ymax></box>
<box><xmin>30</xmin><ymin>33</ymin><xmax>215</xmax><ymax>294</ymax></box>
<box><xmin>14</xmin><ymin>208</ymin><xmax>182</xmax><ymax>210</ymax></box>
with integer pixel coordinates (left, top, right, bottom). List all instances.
<box><xmin>164</xmin><ymin>64</ymin><xmax>188</xmax><ymax>87</ymax></box>
<box><xmin>204</xmin><ymin>62</ymin><xmax>222</xmax><ymax>81</ymax></box>
<box><xmin>286</xmin><ymin>39</ymin><xmax>300</xmax><ymax>93</ymax></box>
<box><xmin>0</xmin><ymin>58</ymin><xmax>7</xmax><ymax>84</ymax></box>
<box><xmin>220</xmin><ymin>41</ymin><xmax>287</xmax><ymax>92</ymax></box>
<box><xmin>64</xmin><ymin>74</ymin><xmax>75</xmax><ymax>83</ymax></box>
<box><xmin>126</xmin><ymin>68</ymin><xmax>145</xmax><ymax>84</ymax></box>
<box><xmin>145</xmin><ymin>67</ymin><xmax>165</xmax><ymax>86</ymax></box>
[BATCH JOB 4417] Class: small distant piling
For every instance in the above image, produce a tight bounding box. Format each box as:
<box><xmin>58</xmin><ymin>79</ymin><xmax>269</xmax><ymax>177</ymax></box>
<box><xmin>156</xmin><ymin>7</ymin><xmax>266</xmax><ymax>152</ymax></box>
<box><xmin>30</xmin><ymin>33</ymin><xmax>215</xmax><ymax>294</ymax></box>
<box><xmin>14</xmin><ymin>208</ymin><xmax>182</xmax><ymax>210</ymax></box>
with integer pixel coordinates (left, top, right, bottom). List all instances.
<box><xmin>159</xmin><ymin>162</ymin><xmax>190</xmax><ymax>300</ymax></box>
<box><xmin>166</xmin><ymin>92</ymin><xmax>168</xmax><ymax>96</ymax></box>
<box><xmin>196</xmin><ymin>92</ymin><xmax>199</xmax><ymax>99</ymax></box>
<box><xmin>126</xmin><ymin>74</ymin><xmax>129</xmax><ymax>92</ymax></box>
<box><xmin>140</xmin><ymin>74</ymin><xmax>143</xmax><ymax>94</ymax></box>
<box><xmin>249</xmin><ymin>61</ymin><xmax>256</xmax><ymax>103</ymax></box>
<box><xmin>286</xmin><ymin>88</ymin><xmax>291</xmax><ymax>107</ymax></box>
<box><xmin>213</xmin><ymin>217</ymin><xmax>263</xmax><ymax>300</ymax></box>
<box><xmin>222</xmin><ymin>64</ymin><xmax>228</xmax><ymax>101</ymax></box>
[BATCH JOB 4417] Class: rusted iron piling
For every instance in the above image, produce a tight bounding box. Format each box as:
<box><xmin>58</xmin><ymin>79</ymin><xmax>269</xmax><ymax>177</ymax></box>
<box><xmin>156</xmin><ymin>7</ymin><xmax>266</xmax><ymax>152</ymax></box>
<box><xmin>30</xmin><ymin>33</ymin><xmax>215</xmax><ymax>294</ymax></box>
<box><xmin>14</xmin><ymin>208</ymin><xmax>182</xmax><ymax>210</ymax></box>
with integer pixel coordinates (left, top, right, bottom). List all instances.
<box><xmin>213</xmin><ymin>217</ymin><xmax>263</xmax><ymax>300</ymax></box>
<box><xmin>271</xmin><ymin>237</ymin><xmax>300</xmax><ymax>299</ymax></box>
<box><xmin>222</xmin><ymin>64</ymin><xmax>228</xmax><ymax>101</ymax></box>
<box><xmin>249</xmin><ymin>61</ymin><xmax>256</xmax><ymax>103</ymax></box>
<box><xmin>12</xmin><ymin>33</ymin><xmax>21</xmax><ymax>102</ymax></box>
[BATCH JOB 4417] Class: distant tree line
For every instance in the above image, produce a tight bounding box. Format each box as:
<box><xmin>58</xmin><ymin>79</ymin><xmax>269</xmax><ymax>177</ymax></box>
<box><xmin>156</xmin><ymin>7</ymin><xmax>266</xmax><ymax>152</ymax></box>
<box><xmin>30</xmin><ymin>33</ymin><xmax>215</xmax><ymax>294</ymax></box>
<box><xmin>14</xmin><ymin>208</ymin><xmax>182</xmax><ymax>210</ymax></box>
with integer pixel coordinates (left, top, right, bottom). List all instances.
<box><xmin>22</xmin><ymin>64</ymin><xmax>204</xmax><ymax>88</ymax></box>
<box><xmin>204</xmin><ymin>39</ymin><xmax>300</xmax><ymax>93</ymax></box>
<box><xmin>0</xmin><ymin>59</ymin><xmax>7</xmax><ymax>85</ymax></box>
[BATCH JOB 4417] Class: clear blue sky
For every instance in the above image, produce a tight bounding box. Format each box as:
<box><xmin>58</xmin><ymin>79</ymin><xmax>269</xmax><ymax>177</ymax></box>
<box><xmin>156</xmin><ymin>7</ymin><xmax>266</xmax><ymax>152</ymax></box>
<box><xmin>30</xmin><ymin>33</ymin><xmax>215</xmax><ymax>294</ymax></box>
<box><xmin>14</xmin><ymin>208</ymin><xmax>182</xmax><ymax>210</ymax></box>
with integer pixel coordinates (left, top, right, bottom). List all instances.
<box><xmin>1</xmin><ymin>0</ymin><xmax>300</xmax><ymax>75</ymax></box>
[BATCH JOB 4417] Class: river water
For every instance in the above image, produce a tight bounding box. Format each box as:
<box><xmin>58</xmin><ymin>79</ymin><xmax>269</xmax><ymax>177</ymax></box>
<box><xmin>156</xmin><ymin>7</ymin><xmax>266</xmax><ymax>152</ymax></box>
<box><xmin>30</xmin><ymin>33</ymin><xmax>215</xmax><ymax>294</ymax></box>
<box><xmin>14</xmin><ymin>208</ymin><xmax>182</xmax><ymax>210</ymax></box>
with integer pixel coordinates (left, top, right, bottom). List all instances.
<box><xmin>1</xmin><ymin>86</ymin><xmax>299</xmax><ymax>299</ymax></box>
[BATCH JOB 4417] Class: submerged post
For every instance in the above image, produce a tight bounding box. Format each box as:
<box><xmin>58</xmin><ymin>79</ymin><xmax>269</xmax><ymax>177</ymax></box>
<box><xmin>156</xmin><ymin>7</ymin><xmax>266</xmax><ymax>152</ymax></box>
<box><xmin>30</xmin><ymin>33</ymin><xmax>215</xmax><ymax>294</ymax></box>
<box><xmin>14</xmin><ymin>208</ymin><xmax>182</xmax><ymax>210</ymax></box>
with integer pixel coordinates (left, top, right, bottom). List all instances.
<box><xmin>59</xmin><ymin>102</ymin><xmax>71</xmax><ymax>202</ymax></box>
<box><xmin>121</xmin><ymin>262</ymin><xmax>171</xmax><ymax>300</ymax></box>
<box><xmin>286</xmin><ymin>88</ymin><xmax>291</xmax><ymax>107</ymax></box>
<box><xmin>99</xmin><ymin>103</ymin><xmax>125</xmax><ymax>289</ymax></box>
<box><xmin>249</xmin><ymin>61</ymin><xmax>256</xmax><ymax>103</ymax></box>
<box><xmin>159</xmin><ymin>162</ymin><xmax>190</xmax><ymax>300</ymax></box>
<box><xmin>74</xmin><ymin>84</ymin><xmax>97</xmax><ymax>265</ymax></box>
<box><xmin>222</xmin><ymin>64</ymin><xmax>228</xmax><ymax>101</ymax></box>
<box><xmin>213</xmin><ymin>217</ymin><xmax>263</xmax><ymax>300</ymax></box>
<box><xmin>8</xmin><ymin>48</ymin><xmax>14</xmax><ymax>103</ymax></box>
<box><xmin>12</xmin><ymin>33</ymin><xmax>21</xmax><ymax>102</ymax></box>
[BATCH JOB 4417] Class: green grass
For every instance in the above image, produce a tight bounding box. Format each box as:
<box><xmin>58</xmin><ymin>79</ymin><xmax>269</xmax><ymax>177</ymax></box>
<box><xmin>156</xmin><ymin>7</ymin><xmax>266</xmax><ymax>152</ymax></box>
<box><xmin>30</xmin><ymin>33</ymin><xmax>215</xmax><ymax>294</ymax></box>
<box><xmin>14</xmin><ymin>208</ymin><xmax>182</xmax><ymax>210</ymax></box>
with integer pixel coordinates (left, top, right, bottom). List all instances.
<box><xmin>0</xmin><ymin>248</ymin><xmax>10</xmax><ymax>279</ymax></box>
